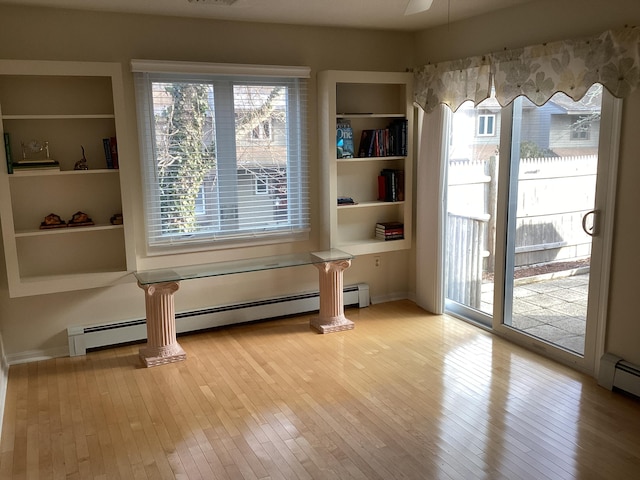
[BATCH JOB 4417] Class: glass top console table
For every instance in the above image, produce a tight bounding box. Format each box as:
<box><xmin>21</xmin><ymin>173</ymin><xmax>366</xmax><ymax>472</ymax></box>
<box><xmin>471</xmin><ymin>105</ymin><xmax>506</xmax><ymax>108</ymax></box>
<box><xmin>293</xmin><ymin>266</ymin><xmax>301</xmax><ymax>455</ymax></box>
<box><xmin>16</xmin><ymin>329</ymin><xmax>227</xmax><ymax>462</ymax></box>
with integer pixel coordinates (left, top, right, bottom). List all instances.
<box><xmin>134</xmin><ymin>250</ymin><xmax>355</xmax><ymax>367</ymax></box>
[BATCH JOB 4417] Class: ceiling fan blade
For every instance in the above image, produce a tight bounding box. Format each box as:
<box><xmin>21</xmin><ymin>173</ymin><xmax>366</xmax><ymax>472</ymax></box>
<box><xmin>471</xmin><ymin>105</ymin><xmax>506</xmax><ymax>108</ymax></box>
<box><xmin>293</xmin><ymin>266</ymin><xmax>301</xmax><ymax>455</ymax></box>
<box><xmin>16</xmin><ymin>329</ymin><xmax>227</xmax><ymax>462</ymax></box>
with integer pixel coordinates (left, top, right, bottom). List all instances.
<box><xmin>404</xmin><ymin>0</ymin><xmax>434</xmax><ymax>16</ymax></box>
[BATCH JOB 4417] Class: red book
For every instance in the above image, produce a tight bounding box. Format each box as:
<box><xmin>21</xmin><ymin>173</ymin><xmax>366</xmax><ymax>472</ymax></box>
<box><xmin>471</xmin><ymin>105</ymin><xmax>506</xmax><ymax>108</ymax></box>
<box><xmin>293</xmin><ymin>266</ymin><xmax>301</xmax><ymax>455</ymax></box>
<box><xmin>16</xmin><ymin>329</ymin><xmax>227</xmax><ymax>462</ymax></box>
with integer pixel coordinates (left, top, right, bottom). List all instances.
<box><xmin>377</xmin><ymin>175</ymin><xmax>386</xmax><ymax>201</ymax></box>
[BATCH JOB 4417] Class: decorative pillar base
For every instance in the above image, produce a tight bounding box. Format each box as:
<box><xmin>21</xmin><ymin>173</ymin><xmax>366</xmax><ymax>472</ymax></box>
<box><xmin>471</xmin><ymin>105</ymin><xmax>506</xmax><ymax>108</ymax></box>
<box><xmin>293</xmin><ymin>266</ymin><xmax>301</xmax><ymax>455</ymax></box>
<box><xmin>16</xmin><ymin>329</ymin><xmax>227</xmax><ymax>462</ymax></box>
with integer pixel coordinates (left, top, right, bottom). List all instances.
<box><xmin>139</xmin><ymin>344</ymin><xmax>187</xmax><ymax>367</ymax></box>
<box><xmin>311</xmin><ymin>258</ymin><xmax>354</xmax><ymax>334</ymax></box>
<box><xmin>310</xmin><ymin>315</ymin><xmax>355</xmax><ymax>334</ymax></box>
<box><xmin>138</xmin><ymin>281</ymin><xmax>186</xmax><ymax>367</ymax></box>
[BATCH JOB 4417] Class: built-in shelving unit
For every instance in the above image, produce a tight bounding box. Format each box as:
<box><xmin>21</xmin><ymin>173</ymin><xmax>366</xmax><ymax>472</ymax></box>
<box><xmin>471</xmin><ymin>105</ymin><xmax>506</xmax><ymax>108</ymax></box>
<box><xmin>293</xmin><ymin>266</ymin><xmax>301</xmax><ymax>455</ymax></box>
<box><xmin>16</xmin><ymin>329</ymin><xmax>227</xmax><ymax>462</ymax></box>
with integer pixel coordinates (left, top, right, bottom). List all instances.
<box><xmin>0</xmin><ymin>60</ymin><xmax>134</xmax><ymax>297</ymax></box>
<box><xmin>318</xmin><ymin>70</ymin><xmax>414</xmax><ymax>256</ymax></box>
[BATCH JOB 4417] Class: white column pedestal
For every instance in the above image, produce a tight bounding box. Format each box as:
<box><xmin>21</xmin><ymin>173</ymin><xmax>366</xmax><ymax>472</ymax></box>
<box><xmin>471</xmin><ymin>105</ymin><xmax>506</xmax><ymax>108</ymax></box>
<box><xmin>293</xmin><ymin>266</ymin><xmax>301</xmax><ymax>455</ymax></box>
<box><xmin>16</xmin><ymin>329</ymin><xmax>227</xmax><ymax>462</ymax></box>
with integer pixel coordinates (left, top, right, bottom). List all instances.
<box><xmin>137</xmin><ymin>281</ymin><xmax>187</xmax><ymax>367</ymax></box>
<box><xmin>310</xmin><ymin>258</ymin><xmax>354</xmax><ymax>334</ymax></box>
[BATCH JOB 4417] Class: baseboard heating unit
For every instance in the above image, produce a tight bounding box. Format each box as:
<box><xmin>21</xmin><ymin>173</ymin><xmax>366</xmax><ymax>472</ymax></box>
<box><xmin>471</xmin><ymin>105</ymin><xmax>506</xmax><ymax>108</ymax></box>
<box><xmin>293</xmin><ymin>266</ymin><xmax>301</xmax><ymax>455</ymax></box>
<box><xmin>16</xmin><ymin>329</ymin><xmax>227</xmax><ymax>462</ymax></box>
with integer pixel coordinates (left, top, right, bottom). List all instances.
<box><xmin>68</xmin><ymin>283</ymin><xmax>369</xmax><ymax>357</ymax></box>
<box><xmin>598</xmin><ymin>353</ymin><xmax>640</xmax><ymax>398</ymax></box>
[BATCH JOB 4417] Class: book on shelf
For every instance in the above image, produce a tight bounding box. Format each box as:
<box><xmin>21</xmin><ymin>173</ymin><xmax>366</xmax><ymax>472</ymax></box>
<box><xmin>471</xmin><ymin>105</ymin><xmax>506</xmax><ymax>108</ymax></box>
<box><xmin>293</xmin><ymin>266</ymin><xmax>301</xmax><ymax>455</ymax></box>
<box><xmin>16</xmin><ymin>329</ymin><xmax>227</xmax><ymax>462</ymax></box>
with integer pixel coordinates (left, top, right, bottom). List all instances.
<box><xmin>375</xmin><ymin>221</ymin><xmax>404</xmax><ymax>241</ymax></box>
<box><xmin>378</xmin><ymin>169</ymin><xmax>405</xmax><ymax>202</ymax></box>
<box><xmin>336</xmin><ymin>119</ymin><xmax>354</xmax><ymax>159</ymax></box>
<box><xmin>388</xmin><ymin>118</ymin><xmax>408</xmax><ymax>156</ymax></box>
<box><xmin>103</xmin><ymin>136</ymin><xmax>119</xmax><ymax>169</ymax></box>
<box><xmin>12</xmin><ymin>161</ymin><xmax>60</xmax><ymax>174</ymax></box>
<box><xmin>4</xmin><ymin>132</ymin><xmax>12</xmax><ymax>174</ymax></box>
<box><xmin>356</xmin><ymin>118</ymin><xmax>408</xmax><ymax>158</ymax></box>
<box><xmin>358</xmin><ymin>129</ymin><xmax>376</xmax><ymax>157</ymax></box>
<box><xmin>103</xmin><ymin>138</ymin><xmax>113</xmax><ymax>168</ymax></box>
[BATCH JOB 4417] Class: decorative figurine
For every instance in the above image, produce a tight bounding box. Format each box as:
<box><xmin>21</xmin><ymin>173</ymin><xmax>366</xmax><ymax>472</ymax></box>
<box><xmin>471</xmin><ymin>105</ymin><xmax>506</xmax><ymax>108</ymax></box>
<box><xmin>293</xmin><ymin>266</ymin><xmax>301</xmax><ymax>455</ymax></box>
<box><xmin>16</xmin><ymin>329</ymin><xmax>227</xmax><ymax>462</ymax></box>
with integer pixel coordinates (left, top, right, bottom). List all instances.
<box><xmin>39</xmin><ymin>213</ymin><xmax>66</xmax><ymax>229</ymax></box>
<box><xmin>68</xmin><ymin>211</ymin><xmax>94</xmax><ymax>227</ymax></box>
<box><xmin>74</xmin><ymin>146</ymin><xmax>89</xmax><ymax>170</ymax></box>
<box><xmin>110</xmin><ymin>213</ymin><xmax>123</xmax><ymax>225</ymax></box>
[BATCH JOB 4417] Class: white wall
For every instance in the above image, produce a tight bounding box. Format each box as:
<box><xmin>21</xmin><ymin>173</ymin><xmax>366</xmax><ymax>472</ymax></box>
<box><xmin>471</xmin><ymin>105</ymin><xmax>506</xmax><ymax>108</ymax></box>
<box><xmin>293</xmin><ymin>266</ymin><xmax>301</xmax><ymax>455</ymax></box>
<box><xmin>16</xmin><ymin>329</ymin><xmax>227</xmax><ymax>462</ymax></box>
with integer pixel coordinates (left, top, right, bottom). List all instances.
<box><xmin>0</xmin><ymin>5</ymin><xmax>415</xmax><ymax>359</ymax></box>
<box><xmin>413</xmin><ymin>0</ymin><xmax>640</xmax><ymax>366</ymax></box>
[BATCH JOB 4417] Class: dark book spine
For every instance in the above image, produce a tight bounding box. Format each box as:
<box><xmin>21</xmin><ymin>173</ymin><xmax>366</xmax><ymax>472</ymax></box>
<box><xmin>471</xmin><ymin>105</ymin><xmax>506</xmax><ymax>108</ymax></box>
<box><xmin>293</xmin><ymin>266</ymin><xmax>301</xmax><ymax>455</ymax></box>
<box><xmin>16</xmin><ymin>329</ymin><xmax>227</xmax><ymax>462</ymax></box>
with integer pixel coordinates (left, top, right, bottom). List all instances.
<box><xmin>4</xmin><ymin>132</ymin><xmax>12</xmax><ymax>174</ymax></box>
<box><xmin>109</xmin><ymin>137</ymin><xmax>119</xmax><ymax>169</ymax></box>
<box><xmin>103</xmin><ymin>138</ymin><xmax>113</xmax><ymax>168</ymax></box>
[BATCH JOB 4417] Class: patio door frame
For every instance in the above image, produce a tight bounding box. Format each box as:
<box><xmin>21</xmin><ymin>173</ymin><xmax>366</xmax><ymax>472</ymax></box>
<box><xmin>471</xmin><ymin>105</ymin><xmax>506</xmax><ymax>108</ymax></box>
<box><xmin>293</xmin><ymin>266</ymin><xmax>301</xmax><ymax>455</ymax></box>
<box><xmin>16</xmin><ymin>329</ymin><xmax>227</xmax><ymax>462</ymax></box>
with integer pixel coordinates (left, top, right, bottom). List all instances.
<box><xmin>491</xmin><ymin>91</ymin><xmax>622</xmax><ymax>375</ymax></box>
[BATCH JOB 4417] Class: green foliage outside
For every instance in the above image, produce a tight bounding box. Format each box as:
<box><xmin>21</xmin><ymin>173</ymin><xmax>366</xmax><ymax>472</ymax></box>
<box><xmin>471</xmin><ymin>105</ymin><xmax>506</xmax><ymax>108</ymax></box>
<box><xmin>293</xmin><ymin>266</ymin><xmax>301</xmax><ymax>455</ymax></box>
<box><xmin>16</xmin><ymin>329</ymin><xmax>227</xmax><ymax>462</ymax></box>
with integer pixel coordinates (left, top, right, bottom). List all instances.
<box><xmin>519</xmin><ymin>141</ymin><xmax>556</xmax><ymax>159</ymax></box>
<box><xmin>158</xmin><ymin>83</ymin><xmax>214</xmax><ymax>234</ymax></box>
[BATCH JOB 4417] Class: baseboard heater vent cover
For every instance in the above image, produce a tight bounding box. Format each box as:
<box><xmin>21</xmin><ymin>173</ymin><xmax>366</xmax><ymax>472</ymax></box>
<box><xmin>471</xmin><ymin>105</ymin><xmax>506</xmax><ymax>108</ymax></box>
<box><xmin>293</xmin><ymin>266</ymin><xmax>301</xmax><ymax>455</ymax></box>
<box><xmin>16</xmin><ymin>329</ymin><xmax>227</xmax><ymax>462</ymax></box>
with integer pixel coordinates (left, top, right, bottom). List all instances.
<box><xmin>68</xmin><ymin>283</ymin><xmax>369</xmax><ymax>357</ymax></box>
<box><xmin>598</xmin><ymin>353</ymin><xmax>640</xmax><ymax>398</ymax></box>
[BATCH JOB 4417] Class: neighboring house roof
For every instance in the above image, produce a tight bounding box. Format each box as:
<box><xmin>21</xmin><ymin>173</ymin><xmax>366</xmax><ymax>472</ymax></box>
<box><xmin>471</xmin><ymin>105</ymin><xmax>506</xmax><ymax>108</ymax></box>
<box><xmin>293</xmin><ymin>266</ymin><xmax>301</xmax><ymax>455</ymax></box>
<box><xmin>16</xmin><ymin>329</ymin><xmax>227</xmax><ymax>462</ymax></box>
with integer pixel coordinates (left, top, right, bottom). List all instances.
<box><xmin>476</xmin><ymin>88</ymin><xmax>601</xmax><ymax>114</ymax></box>
<box><xmin>523</xmin><ymin>90</ymin><xmax>601</xmax><ymax>115</ymax></box>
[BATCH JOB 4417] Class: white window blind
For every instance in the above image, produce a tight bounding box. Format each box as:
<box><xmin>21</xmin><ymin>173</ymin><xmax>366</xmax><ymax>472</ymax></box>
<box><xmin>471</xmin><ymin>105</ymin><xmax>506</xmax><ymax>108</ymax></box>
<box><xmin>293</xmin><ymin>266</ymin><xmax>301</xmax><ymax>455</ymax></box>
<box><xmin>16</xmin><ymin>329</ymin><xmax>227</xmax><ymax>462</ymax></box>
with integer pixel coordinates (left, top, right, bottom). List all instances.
<box><xmin>132</xmin><ymin>60</ymin><xmax>310</xmax><ymax>251</ymax></box>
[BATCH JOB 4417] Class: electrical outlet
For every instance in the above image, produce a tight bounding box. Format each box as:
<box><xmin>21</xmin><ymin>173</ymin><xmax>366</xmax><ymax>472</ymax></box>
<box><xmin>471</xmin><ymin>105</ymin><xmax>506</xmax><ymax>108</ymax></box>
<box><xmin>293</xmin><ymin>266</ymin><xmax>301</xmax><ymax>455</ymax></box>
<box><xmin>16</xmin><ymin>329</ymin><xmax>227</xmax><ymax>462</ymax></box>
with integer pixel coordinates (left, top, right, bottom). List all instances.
<box><xmin>374</xmin><ymin>256</ymin><xmax>381</xmax><ymax>267</ymax></box>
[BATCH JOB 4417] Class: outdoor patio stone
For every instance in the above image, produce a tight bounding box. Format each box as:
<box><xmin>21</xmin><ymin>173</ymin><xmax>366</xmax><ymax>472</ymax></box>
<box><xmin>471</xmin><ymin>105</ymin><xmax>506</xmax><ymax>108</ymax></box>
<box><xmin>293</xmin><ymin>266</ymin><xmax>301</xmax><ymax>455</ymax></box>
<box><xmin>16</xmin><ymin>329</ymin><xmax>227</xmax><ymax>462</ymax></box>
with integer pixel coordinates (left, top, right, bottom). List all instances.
<box><xmin>554</xmin><ymin>335</ymin><xmax>585</xmax><ymax>355</ymax></box>
<box><xmin>517</xmin><ymin>294</ymin><xmax>566</xmax><ymax>308</ymax></box>
<box><xmin>521</xmin><ymin>324</ymin><xmax>569</xmax><ymax>343</ymax></box>
<box><xmin>547</xmin><ymin>290</ymin><xmax>587</xmax><ymax>302</ymax></box>
<box><xmin>512</xmin><ymin>287</ymin><xmax>539</xmax><ymax>298</ymax></box>
<box><xmin>550</xmin><ymin>302</ymin><xmax>587</xmax><ymax>317</ymax></box>
<box><xmin>511</xmin><ymin>300</ymin><xmax>544</xmax><ymax>315</ymax></box>
<box><xmin>554</xmin><ymin>316</ymin><xmax>587</xmax><ymax>335</ymax></box>
<box><xmin>478</xmin><ymin>272</ymin><xmax>589</xmax><ymax>352</ymax></box>
<box><xmin>518</xmin><ymin>281</ymin><xmax>565</xmax><ymax>294</ymax></box>
<box><xmin>511</xmin><ymin>315</ymin><xmax>546</xmax><ymax>330</ymax></box>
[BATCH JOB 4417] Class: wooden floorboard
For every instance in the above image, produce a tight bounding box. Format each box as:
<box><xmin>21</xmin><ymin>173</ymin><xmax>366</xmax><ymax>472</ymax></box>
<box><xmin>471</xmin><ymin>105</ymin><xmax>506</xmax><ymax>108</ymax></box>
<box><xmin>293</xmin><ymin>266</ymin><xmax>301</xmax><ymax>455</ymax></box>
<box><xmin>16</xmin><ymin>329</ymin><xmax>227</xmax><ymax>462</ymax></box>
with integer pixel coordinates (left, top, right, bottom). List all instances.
<box><xmin>2</xmin><ymin>300</ymin><xmax>640</xmax><ymax>479</ymax></box>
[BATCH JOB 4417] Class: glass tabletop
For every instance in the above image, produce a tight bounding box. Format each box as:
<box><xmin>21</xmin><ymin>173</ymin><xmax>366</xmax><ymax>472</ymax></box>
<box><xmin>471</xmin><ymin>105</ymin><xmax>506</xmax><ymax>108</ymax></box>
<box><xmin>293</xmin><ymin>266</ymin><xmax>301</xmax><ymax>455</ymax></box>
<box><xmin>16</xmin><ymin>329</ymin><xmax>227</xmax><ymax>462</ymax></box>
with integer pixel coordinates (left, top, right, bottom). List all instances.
<box><xmin>134</xmin><ymin>249</ymin><xmax>353</xmax><ymax>285</ymax></box>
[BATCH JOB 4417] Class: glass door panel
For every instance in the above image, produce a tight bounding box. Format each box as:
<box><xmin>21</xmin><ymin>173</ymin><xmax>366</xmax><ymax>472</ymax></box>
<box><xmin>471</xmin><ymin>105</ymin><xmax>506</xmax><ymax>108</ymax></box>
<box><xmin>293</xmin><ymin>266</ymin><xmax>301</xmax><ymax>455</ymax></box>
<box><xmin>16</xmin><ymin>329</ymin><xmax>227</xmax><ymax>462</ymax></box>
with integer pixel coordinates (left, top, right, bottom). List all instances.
<box><xmin>444</xmin><ymin>98</ymin><xmax>499</xmax><ymax>326</ymax></box>
<box><xmin>502</xmin><ymin>85</ymin><xmax>603</xmax><ymax>355</ymax></box>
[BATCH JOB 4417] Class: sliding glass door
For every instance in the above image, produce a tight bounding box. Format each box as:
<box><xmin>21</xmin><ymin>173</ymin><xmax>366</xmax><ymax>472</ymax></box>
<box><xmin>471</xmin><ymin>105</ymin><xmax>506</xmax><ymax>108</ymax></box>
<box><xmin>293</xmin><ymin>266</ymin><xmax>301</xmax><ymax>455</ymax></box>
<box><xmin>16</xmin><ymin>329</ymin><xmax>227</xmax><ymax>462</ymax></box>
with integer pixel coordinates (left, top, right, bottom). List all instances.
<box><xmin>444</xmin><ymin>84</ymin><xmax>620</xmax><ymax>369</ymax></box>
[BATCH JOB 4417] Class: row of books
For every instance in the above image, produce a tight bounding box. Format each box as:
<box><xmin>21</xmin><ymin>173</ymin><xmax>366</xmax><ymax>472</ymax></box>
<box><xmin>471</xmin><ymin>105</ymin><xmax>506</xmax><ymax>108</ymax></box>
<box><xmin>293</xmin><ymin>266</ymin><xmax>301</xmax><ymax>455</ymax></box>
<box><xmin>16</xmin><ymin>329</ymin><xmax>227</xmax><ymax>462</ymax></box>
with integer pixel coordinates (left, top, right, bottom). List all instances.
<box><xmin>358</xmin><ymin>119</ymin><xmax>408</xmax><ymax>158</ymax></box>
<box><xmin>375</xmin><ymin>222</ymin><xmax>404</xmax><ymax>241</ymax></box>
<box><xmin>102</xmin><ymin>137</ymin><xmax>119</xmax><ymax>169</ymax></box>
<box><xmin>335</xmin><ymin>118</ymin><xmax>408</xmax><ymax>159</ymax></box>
<box><xmin>378</xmin><ymin>168</ymin><xmax>405</xmax><ymax>202</ymax></box>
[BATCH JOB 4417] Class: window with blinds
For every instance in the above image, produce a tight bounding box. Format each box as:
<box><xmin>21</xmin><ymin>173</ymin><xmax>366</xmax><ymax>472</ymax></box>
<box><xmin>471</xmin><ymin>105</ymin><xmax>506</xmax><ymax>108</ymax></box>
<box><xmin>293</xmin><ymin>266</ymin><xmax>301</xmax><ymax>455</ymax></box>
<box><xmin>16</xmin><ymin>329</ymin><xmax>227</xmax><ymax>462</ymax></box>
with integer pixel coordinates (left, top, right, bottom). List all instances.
<box><xmin>132</xmin><ymin>61</ymin><xmax>310</xmax><ymax>251</ymax></box>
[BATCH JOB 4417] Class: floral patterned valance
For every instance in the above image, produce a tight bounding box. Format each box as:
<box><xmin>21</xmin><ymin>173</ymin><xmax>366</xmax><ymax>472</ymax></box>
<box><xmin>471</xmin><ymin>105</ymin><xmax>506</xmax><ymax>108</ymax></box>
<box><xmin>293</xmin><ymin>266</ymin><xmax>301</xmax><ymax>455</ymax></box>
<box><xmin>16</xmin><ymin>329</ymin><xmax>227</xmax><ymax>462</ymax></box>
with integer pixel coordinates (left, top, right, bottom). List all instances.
<box><xmin>414</xmin><ymin>27</ymin><xmax>640</xmax><ymax>113</ymax></box>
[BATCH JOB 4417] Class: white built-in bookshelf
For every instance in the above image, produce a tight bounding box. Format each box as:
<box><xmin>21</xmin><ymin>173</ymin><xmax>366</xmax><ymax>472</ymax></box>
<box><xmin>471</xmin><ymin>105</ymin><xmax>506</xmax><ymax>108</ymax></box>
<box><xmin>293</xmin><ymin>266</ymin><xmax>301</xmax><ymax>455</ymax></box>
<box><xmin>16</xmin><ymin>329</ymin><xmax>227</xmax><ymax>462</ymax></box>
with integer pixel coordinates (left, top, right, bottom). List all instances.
<box><xmin>318</xmin><ymin>70</ymin><xmax>414</xmax><ymax>256</ymax></box>
<box><xmin>0</xmin><ymin>60</ymin><xmax>135</xmax><ymax>297</ymax></box>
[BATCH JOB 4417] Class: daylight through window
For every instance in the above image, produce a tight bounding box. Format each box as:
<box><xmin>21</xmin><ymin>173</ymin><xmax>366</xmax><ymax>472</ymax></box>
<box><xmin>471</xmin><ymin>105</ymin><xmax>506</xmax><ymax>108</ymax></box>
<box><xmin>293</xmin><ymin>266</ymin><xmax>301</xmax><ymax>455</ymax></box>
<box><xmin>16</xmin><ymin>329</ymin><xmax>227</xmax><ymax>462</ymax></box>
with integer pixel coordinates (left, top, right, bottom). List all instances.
<box><xmin>132</xmin><ymin>61</ymin><xmax>310</xmax><ymax>250</ymax></box>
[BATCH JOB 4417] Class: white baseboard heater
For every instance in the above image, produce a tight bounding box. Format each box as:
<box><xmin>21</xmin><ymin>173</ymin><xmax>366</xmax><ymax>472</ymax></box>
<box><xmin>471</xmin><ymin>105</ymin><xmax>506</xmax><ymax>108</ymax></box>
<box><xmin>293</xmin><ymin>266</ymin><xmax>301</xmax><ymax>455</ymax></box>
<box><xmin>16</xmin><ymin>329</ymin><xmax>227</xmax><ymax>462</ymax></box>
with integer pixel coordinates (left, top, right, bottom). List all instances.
<box><xmin>68</xmin><ymin>283</ymin><xmax>369</xmax><ymax>357</ymax></box>
<box><xmin>598</xmin><ymin>353</ymin><xmax>640</xmax><ymax>398</ymax></box>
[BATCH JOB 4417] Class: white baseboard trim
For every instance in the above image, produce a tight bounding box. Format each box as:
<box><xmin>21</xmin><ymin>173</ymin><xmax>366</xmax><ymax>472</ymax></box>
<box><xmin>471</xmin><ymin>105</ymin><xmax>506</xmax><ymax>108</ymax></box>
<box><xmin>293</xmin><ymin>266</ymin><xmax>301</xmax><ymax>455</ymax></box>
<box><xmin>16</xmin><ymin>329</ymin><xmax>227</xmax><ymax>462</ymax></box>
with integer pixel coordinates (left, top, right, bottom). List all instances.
<box><xmin>6</xmin><ymin>346</ymin><xmax>69</xmax><ymax>366</ymax></box>
<box><xmin>370</xmin><ymin>291</ymin><xmax>411</xmax><ymax>304</ymax></box>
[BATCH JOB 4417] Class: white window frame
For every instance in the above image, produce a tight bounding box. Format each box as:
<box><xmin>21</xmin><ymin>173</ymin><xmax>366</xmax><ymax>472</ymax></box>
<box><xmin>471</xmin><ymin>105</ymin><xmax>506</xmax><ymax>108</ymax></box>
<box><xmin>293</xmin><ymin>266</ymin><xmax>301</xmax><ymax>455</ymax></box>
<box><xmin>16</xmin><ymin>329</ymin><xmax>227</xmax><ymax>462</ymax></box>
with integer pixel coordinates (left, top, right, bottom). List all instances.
<box><xmin>132</xmin><ymin>60</ymin><xmax>310</xmax><ymax>253</ymax></box>
<box><xmin>255</xmin><ymin>175</ymin><xmax>270</xmax><ymax>195</ymax></box>
<box><xmin>570</xmin><ymin>115</ymin><xmax>591</xmax><ymax>141</ymax></box>
<box><xmin>477</xmin><ymin>113</ymin><xmax>496</xmax><ymax>136</ymax></box>
<box><xmin>251</xmin><ymin>119</ymin><xmax>273</xmax><ymax>142</ymax></box>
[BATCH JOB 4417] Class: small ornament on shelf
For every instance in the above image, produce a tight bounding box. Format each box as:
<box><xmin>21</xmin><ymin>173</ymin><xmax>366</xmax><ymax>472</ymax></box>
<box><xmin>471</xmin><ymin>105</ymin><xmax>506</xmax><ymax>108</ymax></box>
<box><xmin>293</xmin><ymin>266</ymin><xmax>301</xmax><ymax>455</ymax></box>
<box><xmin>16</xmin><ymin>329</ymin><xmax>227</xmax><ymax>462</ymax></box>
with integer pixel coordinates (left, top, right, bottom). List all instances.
<box><xmin>110</xmin><ymin>213</ymin><xmax>123</xmax><ymax>225</ymax></box>
<box><xmin>68</xmin><ymin>211</ymin><xmax>94</xmax><ymax>227</ymax></box>
<box><xmin>21</xmin><ymin>140</ymin><xmax>50</xmax><ymax>161</ymax></box>
<box><xmin>39</xmin><ymin>213</ymin><xmax>66</xmax><ymax>229</ymax></box>
<box><xmin>74</xmin><ymin>145</ymin><xmax>89</xmax><ymax>170</ymax></box>
<box><xmin>14</xmin><ymin>140</ymin><xmax>60</xmax><ymax>172</ymax></box>
<box><xmin>337</xmin><ymin>196</ymin><xmax>357</xmax><ymax>206</ymax></box>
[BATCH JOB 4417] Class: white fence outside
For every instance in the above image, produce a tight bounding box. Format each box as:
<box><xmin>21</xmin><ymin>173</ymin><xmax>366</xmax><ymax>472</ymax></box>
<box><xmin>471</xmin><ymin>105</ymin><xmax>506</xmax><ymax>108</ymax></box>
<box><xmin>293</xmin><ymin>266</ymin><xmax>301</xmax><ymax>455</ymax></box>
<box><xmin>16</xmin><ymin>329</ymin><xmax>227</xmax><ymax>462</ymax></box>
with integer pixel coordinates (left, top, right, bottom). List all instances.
<box><xmin>446</xmin><ymin>155</ymin><xmax>596</xmax><ymax>307</ymax></box>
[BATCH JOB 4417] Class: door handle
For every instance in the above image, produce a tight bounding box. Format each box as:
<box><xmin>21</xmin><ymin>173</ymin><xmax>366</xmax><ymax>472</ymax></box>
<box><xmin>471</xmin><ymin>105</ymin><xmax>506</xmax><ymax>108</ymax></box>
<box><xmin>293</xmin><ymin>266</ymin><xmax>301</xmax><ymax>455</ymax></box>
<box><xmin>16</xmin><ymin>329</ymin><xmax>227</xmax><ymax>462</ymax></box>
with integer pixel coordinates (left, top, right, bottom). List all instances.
<box><xmin>582</xmin><ymin>209</ymin><xmax>599</xmax><ymax>237</ymax></box>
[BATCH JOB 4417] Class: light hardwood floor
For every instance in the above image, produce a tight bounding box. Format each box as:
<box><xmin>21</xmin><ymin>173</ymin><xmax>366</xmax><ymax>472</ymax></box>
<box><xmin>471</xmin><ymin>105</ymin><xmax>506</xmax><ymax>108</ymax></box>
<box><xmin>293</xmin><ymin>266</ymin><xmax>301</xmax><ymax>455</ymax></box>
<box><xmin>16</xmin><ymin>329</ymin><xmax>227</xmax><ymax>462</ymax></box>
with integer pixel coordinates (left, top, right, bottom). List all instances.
<box><xmin>1</xmin><ymin>300</ymin><xmax>640</xmax><ymax>479</ymax></box>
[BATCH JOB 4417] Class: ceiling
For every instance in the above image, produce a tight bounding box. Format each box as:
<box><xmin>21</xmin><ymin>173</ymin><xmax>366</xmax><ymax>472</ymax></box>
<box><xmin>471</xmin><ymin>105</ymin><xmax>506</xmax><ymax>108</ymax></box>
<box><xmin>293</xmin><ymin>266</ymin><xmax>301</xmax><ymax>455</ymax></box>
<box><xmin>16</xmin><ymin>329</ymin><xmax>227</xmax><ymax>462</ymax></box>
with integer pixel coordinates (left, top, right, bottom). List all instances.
<box><xmin>0</xmin><ymin>0</ymin><xmax>539</xmax><ymax>31</ymax></box>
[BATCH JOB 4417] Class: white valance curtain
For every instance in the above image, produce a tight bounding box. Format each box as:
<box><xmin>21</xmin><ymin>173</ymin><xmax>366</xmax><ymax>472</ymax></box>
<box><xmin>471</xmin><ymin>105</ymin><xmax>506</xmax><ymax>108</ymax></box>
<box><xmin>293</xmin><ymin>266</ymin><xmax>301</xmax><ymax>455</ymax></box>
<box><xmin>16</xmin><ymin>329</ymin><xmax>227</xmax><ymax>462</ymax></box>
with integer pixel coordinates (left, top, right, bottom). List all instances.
<box><xmin>414</xmin><ymin>26</ymin><xmax>640</xmax><ymax>113</ymax></box>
